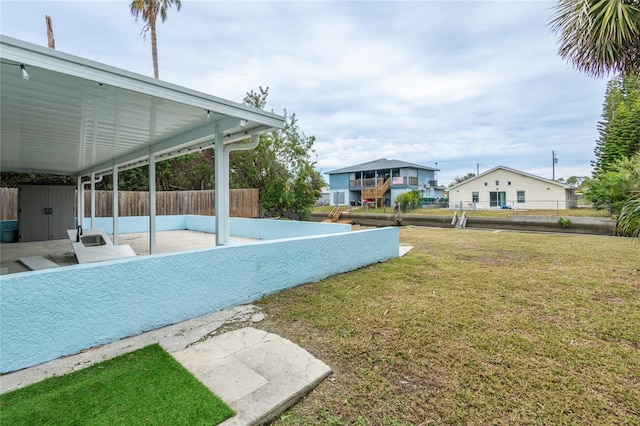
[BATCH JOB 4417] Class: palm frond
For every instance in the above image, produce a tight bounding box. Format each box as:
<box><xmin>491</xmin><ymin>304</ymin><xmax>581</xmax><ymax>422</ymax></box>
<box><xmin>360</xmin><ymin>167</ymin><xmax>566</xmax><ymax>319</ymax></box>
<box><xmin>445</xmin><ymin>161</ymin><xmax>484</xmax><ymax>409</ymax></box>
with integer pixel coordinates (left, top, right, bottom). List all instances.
<box><xmin>550</xmin><ymin>0</ymin><xmax>640</xmax><ymax>77</ymax></box>
<box><xmin>617</xmin><ymin>196</ymin><xmax>640</xmax><ymax>237</ymax></box>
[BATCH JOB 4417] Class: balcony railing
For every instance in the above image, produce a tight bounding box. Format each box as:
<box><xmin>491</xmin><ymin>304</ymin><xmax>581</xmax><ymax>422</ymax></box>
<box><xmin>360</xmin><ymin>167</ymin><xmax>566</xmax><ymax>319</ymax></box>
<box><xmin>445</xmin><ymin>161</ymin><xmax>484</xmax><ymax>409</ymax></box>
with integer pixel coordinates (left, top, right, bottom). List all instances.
<box><xmin>349</xmin><ymin>176</ymin><xmax>420</xmax><ymax>188</ymax></box>
<box><xmin>349</xmin><ymin>178</ymin><xmax>377</xmax><ymax>188</ymax></box>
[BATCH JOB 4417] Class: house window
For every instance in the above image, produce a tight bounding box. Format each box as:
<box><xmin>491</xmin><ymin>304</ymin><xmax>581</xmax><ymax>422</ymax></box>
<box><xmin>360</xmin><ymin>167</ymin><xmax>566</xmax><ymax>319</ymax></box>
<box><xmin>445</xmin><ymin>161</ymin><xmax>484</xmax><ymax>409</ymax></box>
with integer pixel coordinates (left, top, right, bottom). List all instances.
<box><xmin>333</xmin><ymin>192</ymin><xmax>345</xmax><ymax>205</ymax></box>
<box><xmin>484</xmin><ymin>182</ymin><xmax>488</xmax><ymax>186</ymax></box>
<box><xmin>508</xmin><ymin>181</ymin><xmax>511</xmax><ymax>186</ymax></box>
<box><xmin>517</xmin><ymin>191</ymin><xmax>525</xmax><ymax>203</ymax></box>
<box><xmin>495</xmin><ymin>180</ymin><xmax>500</xmax><ymax>186</ymax></box>
<box><xmin>472</xmin><ymin>192</ymin><xmax>479</xmax><ymax>203</ymax></box>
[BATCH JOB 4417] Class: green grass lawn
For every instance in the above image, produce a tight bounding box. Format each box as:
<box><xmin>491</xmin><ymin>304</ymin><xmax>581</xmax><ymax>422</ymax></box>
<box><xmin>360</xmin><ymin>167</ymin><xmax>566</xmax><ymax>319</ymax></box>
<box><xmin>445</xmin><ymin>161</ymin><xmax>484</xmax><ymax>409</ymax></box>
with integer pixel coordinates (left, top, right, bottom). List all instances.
<box><xmin>257</xmin><ymin>228</ymin><xmax>639</xmax><ymax>425</ymax></box>
<box><xmin>0</xmin><ymin>344</ymin><xmax>234</xmax><ymax>426</ymax></box>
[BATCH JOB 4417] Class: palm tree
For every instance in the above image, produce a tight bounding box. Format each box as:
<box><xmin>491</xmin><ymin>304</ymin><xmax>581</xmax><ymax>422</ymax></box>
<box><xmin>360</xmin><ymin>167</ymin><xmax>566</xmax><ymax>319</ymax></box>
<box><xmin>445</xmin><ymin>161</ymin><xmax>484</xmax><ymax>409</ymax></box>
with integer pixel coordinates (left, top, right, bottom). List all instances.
<box><xmin>550</xmin><ymin>0</ymin><xmax>640</xmax><ymax>78</ymax></box>
<box><xmin>616</xmin><ymin>153</ymin><xmax>640</xmax><ymax>237</ymax></box>
<box><xmin>551</xmin><ymin>1</ymin><xmax>640</xmax><ymax>238</ymax></box>
<box><xmin>130</xmin><ymin>0</ymin><xmax>182</xmax><ymax>79</ymax></box>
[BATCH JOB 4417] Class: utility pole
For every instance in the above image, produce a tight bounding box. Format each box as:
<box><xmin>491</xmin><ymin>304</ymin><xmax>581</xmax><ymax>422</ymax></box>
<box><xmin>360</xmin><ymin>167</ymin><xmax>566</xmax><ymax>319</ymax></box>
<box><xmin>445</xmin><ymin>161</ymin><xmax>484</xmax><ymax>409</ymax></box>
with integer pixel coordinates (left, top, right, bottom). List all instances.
<box><xmin>477</xmin><ymin>163</ymin><xmax>479</xmax><ymax>176</ymax></box>
<box><xmin>552</xmin><ymin>150</ymin><xmax>558</xmax><ymax>180</ymax></box>
<box><xmin>46</xmin><ymin>15</ymin><xmax>55</xmax><ymax>49</ymax></box>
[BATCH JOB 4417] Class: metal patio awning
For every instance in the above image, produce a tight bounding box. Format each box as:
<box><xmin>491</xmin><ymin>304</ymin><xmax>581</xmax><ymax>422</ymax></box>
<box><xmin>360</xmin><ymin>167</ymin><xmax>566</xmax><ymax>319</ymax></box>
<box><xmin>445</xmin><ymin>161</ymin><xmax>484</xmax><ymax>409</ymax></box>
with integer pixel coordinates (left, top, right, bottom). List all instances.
<box><xmin>1</xmin><ymin>35</ymin><xmax>285</xmax><ymax>248</ymax></box>
<box><xmin>0</xmin><ymin>35</ymin><xmax>284</xmax><ymax>177</ymax></box>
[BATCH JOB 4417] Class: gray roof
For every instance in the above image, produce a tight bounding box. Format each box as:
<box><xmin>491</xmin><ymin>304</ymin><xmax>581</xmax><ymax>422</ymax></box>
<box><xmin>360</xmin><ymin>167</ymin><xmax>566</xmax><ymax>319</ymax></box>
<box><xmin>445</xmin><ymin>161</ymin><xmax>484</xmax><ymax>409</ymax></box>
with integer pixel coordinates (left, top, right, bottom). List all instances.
<box><xmin>326</xmin><ymin>158</ymin><xmax>438</xmax><ymax>174</ymax></box>
<box><xmin>448</xmin><ymin>165</ymin><xmax>575</xmax><ymax>190</ymax></box>
<box><xmin>0</xmin><ymin>35</ymin><xmax>284</xmax><ymax>177</ymax></box>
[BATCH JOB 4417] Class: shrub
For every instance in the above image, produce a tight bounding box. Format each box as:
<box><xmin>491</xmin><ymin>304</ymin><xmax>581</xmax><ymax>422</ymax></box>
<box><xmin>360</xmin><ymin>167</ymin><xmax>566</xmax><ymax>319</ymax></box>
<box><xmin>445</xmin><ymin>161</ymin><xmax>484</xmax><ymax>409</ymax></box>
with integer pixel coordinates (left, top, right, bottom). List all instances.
<box><xmin>558</xmin><ymin>217</ymin><xmax>572</xmax><ymax>229</ymax></box>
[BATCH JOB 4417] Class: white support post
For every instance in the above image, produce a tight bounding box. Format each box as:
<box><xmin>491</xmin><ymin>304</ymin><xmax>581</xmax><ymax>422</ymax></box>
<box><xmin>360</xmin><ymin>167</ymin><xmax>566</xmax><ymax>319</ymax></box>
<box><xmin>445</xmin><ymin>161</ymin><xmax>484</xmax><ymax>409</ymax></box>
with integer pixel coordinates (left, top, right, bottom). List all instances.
<box><xmin>217</xmin><ymin>134</ymin><xmax>259</xmax><ymax>245</ymax></box>
<box><xmin>76</xmin><ymin>176</ymin><xmax>82</xmax><ymax>228</ymax></box>
<box><xmin>149</xmin><ymin>151</ymin><xmax>157</xmax><ymax>254</ymax></box>
<box><xmin>112</xmin><ymin>165</ymin><xmax>119</xmax><ymax>245</ymax></box>
<box><xmin>223</xmin><ymin>145</ymin><xmax>231</xmax><ymax>237</ymax></box>
<box><xmin>90</xmin><ymin>172</ymin><xmax>96</xmax><ymax>229</ymax></box>
<box><xmin>214</xmin><ymin>125</ymin><xmax>228</xmax><ymax>246</ymax></box>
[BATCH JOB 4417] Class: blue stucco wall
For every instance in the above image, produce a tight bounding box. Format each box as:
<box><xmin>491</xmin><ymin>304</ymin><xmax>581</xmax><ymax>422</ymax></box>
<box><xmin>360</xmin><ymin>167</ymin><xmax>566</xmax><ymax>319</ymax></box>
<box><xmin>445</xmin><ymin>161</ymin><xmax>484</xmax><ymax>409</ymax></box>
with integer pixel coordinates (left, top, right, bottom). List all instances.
<box><xmin>418</xmin><ymin>169</ymin><xmax>433</xmax><ymax>185</ymax></box>
<box><xmin>228</xmin><ymin>217</ymin><xmax>351</xmax><ymax>239</ymax></box>
<box><xmin>329</xmin><ymin>173</ymin><xmax>350</xmax><ymax>190</ymax></box>
<box><xmin>81</xmin><ymin>216</ymin><xmax>188</xmax><ymax>235</ymax></box>
<box><xmin>0</xmin><ymin>226</ymin><xmax>398</xmax><ymax>372</ymax></box>
<box><xmin>81</xmin><ymin>215</ymin><xmax>350</xmax><ymax>240</ymax></box>
<box><xmin>6</xmin><ymin>215</ymin><xmax>350</xmax><ymax>243</ymax></box>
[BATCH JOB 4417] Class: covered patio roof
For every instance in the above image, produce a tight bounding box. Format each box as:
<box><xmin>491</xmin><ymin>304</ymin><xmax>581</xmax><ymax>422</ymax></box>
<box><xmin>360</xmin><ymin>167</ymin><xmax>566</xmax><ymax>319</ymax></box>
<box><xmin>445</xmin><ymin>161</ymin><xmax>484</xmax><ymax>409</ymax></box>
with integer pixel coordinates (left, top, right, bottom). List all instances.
<box><xmin>0</xmin><ymin>35</ymin><xmax>284</xmax><ymax>177</ymax></box>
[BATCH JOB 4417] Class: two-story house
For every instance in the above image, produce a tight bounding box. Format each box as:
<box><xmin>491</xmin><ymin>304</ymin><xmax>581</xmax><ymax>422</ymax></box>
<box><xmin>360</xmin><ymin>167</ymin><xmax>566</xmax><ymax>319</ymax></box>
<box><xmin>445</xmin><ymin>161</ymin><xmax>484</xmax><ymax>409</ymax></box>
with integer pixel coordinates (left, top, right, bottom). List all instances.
<box><xmin>326</xmin><ymin>158</ymin><xmax>443</xmax><ymax>207</ymax></box>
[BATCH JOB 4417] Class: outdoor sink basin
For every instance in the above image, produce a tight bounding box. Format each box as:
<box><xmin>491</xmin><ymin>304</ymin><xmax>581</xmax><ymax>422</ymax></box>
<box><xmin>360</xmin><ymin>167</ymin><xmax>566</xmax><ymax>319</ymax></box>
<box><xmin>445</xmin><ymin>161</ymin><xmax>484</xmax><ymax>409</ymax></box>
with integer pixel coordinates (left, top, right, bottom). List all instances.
<box><xmin>80</xmin><ymin>234</ymin><xmax>107</xmax><ymax>247</ymax></box>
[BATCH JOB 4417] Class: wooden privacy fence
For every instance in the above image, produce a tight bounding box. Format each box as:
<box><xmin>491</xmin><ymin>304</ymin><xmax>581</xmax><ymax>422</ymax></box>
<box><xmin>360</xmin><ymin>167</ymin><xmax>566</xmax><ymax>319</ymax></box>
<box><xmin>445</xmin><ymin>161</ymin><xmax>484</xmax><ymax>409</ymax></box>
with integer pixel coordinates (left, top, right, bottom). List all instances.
<box><xmin>0</xmin><ymin>188</ymin><xmax>258</xmax><ymax>220</ymax></box>
<box><xmin>0</xmin><ymin>188</ymin><xmax>18</xmax><ymax>221</ymax></box>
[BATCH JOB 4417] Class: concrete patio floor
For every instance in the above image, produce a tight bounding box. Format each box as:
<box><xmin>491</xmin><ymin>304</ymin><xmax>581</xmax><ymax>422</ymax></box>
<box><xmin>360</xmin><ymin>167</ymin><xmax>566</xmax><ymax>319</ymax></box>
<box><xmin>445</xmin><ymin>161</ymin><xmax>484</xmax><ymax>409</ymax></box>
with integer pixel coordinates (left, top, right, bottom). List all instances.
<box><xmin>0</xmin><ymin>230</ymin><xmax>259</xmax><ymax>275</ymax></box>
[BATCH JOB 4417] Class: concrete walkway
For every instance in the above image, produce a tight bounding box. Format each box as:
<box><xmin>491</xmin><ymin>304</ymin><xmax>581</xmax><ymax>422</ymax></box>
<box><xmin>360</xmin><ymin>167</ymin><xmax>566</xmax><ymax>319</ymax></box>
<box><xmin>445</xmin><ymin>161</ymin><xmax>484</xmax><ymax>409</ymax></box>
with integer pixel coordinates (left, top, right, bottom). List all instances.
<box><xmin>0</xmin><ymin>304</ymin><xmax>332</xmax><ymax>425</ymax></box>
<box><xmin>173</xmin><ymin>327</ymin><xmax>331</xmax><ymax>425</ymax></box>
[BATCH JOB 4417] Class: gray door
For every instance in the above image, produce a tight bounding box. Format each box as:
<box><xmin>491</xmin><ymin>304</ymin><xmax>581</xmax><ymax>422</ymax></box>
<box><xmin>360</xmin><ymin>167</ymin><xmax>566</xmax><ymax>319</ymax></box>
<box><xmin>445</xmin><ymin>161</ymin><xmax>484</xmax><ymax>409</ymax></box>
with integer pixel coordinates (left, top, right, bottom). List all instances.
<box><xmin>18</xmin><ymin>185</ymin><xmax>49</xmax><ymax>242</ymax></box>
<box><xmin>49</xmin><ymin>186</ymin><xmax>75</xmax><ymax>240</ymax></box>
<box><xmin>18</xmin><ymin>185</ymin><xmax>76</xmax><ymax>241</ymax></box>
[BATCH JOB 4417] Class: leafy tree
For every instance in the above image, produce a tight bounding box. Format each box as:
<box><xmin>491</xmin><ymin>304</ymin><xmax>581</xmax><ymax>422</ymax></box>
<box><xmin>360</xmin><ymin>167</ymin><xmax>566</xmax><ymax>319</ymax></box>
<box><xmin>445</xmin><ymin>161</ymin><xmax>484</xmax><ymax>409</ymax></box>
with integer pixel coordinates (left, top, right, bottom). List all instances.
<box><xmin>156</xmin><ymin>152</ymin><xmax>214</xmax><ymax>190</ymax></box>
<box><xmin>113</xmin><ymin>166</ymin><xmax>149</xmax><ymax>191</ymax></box>
<box><xmin>584</xmin><ymin>154</ymin><xmax>639</xmax><ymax>214</ymax></box>
<box><xmin>230</xmin><ymin>87</ymin><xmax>325</xmax><ymax>220</ymax></box>
<box><xmin>450</xmin><ymin>172</ymin><xmax>476</xmax><ymax>187</ymax></box>
<box><xmin>592</xmin><ymin>75</ymin><xmax>640</xmax><ymax>174</ymax></box>
<box><xmin>565</xmin><ymin>175</ymin><xmax>589</xmax><ymax>187</ymax></box>
<box><xmin>394</xmin><ymin>189</ymin><xmax>422</xmax><ymax>211</ymax></box>
<box><xmin>550</xmin><ymin>0</ymin><xmax>640</xmax><ymax>78</ymax></box>
<box><xmin>75</xmin><ymin>150</ymin><xmax>214</xmax><ymax>192</ymax></box>
<box><xmin>130</xmin><ymin>0</ymin><xmax>182</xmax><ymax>79</ymax></box>
<box><xmin>0</xmin><ymin>172</ymin><xmax>74</xmax><ymax>187</ymax></box>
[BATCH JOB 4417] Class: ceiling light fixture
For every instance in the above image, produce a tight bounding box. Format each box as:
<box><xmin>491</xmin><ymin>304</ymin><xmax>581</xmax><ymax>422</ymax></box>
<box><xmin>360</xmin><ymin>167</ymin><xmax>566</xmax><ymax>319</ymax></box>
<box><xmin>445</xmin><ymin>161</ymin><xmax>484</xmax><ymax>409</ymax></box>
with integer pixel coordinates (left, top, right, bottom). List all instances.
<box><xmin>20</xmin><ymin>64</ymin><xmax>29</xmax><ymax>80</ymax></box>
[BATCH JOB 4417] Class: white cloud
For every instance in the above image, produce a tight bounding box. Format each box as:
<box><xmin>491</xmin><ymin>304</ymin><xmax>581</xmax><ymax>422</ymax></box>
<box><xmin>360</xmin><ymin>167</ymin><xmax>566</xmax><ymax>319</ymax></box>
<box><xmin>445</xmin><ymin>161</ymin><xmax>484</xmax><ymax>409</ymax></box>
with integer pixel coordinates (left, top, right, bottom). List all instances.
<box><xmin>1</xmin><ymin>0</ymin><xmax>608</xmax><ymax>186</ymax></box>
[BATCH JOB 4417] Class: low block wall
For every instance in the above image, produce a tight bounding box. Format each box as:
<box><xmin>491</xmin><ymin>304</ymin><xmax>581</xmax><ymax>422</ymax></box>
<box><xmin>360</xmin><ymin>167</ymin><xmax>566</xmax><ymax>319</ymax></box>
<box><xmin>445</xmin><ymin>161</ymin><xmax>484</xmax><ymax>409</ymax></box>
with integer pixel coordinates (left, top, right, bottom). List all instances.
<box><xmin>311</xmin><ymin>212</ymin><xmax>617</xmax><ymax>236</ymax></box>
<box><xmin>0</xmin><ymin>225</ymin><xmax>399</xmax><ymax>373</ymax></box>
<box><xmin>81</xmin><ymin>215</ymin><xmax>188</xmax><ymax>235</ymax></box>
<box><xmin>81</xmin><ymin>215</ymin><xmax>351</xmax><ymax>239</ymax></box>
<box><xmin>186</xmin><ymin>216</ymin><xmax>352</xmax><ymax>239</ymax></box>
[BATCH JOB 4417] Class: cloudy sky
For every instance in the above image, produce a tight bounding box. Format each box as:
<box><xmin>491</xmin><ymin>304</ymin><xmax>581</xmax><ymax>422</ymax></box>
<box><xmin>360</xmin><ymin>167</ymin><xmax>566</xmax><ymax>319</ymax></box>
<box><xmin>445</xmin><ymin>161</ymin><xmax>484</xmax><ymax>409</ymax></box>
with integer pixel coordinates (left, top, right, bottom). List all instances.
<box><xmin>1</xmin><ymin>0</ymin><xmax>611</xmax><ymax>185</ymax></box>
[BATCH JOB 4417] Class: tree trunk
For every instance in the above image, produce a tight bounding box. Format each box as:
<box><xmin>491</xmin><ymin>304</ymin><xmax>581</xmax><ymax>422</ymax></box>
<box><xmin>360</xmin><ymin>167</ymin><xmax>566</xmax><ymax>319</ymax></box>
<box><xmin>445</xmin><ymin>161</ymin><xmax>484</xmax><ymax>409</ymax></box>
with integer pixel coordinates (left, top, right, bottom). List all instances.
<box><xmin>46</xmin><ymin>15</ymin><xmax>55</xmax><ymax>49</ymax></box>
<box><xmin>150</xmin><ymin>2</ymin><xmax>159</xmax><ymax>79</ymax></box>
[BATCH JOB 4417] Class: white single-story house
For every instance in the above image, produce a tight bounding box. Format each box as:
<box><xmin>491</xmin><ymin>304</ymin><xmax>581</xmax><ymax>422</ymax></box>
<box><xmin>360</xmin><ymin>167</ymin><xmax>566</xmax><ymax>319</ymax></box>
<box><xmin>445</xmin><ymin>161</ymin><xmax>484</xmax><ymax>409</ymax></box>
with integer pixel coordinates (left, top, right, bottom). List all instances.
<box><xmin>448</xmin><ymin>166</ymin><xmax>577</xmax><ymax>210</ymax></box>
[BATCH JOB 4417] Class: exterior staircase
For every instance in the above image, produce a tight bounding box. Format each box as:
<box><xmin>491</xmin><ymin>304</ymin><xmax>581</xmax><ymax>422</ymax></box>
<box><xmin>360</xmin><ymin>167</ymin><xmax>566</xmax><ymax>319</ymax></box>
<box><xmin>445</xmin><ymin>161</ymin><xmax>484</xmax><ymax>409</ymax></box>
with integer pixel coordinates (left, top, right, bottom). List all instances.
<box><xmin>328</xmin><ymin>207</ymin><xmax>342</xmax><ymax>222</ymax></box>
<box><xmin>451</xmin><ymin>211</ymin><xmax>467</xmax><ymax>228</ymax></box>
<box><xmin>361</xmin><ymin>178</ymin><xmax>391</xmax><ymax>206</ymax></box>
